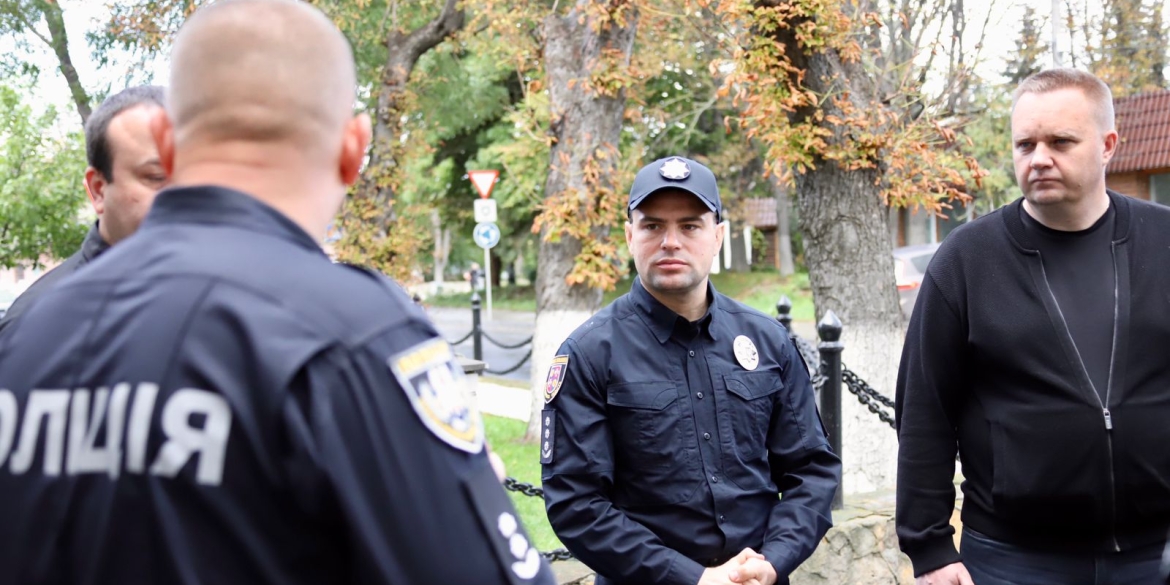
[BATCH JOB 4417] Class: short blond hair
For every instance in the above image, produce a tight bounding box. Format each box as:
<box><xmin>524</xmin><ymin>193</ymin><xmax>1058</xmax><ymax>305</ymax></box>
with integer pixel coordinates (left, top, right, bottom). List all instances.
<box><xmin>1012</xmin><ymin>68</ymin><xmax>1115</xmax><ymax>131</ymax></box>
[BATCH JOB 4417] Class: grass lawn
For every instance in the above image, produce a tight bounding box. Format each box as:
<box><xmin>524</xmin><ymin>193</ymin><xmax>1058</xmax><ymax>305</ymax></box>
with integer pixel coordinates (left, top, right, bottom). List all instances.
<box><xmin>485</xmin><ymin>414</ymin><xmax>563</xmax><ymax>552</ymax></box>
<box><xmin>429</xmin><ymin>270</ymin><xmax>815</xmax><ymax>322</ymax></box>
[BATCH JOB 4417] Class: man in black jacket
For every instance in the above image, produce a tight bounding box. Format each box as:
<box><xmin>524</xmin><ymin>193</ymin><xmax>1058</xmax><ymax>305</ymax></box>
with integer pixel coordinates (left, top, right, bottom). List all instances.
<box><xmin>0</xmin><ymin>85</ymin><xmax>167</xmax><ymax>335</ymax></box>
<box><xmin>896</xmin><ymin>68</ymin><xmax>1170</xmax><ymax>585</ymax></box>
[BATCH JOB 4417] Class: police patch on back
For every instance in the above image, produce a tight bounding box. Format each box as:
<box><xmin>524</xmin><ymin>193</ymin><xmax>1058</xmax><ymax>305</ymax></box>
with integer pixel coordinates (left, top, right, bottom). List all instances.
<box><xmin>388</xmin><ymin>338</ymin><xmax>484</xmax><ymax>453</ymax></box>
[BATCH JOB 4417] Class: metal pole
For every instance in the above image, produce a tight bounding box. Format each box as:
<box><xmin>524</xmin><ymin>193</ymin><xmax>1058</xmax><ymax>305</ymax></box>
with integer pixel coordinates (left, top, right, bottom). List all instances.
<box><xmin>471</xmin><ymin>292</ymin><xmax>483</xmax><ymax>361</ymax></box>
<box><xmin>775</xmin><ymin>295</ymin><xmax>793</xmax><ymax>331</ymax></box>
<box><xmin>817</xmin><ymin>310</ymin><xmax>844</xmax><ymax>510</ymax></box>
<box><xmin>484</xmin><ymin>247</ymin><xmax>493</xmax><ymax>322</ymax></box>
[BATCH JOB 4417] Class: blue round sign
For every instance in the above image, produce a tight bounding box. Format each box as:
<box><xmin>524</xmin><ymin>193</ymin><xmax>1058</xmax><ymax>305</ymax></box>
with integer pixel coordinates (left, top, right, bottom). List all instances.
<box><xmin>473</xmin><ymin>222</ymin><xmax>501</xmax><ymax>249</ymax></box>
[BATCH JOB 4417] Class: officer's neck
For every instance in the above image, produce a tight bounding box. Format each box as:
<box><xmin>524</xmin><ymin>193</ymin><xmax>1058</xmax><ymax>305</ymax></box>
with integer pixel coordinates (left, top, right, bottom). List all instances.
<box><xmin>168</xmin><ymin>146</ymin><xmax>341</xmax><ymax>242</ymax></box>
<box><xmin>647</xmin><ymin>281</ymin><xmax>710</xmax><ymax>323</ymax></box>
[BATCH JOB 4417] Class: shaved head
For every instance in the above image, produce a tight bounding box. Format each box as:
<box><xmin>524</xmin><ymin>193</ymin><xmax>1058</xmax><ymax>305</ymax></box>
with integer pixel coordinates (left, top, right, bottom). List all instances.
<box><xmin>168</xmin><ymin>0</ymin><xmax>356</xmax><ymax>154</ymax></box>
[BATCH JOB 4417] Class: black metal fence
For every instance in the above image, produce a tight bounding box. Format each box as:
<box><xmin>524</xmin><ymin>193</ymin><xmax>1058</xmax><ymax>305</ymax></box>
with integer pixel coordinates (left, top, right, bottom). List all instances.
<box><xmin>775</xmin><ymin>296</ymin><xmax>896</xmax><ymax>509</ymax></box>
<box><xmin>445</xmin><ymin>292</ymin><xmax>534</xmax><ymax>376</ymax></box>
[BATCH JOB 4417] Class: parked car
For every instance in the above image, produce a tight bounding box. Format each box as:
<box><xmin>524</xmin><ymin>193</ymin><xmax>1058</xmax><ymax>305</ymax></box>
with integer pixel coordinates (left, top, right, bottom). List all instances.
<box><xmin>894</xmin><ymin>243</ymin><xmax>940</xmax><ymax>319</ymax></box>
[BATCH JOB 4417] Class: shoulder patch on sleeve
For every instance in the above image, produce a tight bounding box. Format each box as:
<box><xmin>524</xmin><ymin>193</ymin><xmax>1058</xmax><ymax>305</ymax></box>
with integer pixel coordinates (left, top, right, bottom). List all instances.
<box><xmin>543</xmin><ymin>355</ymin><xmax>569</xmax><ymax>403</ymax></box>
<box><xmin>388</xmin><ymin>338</ymin><xmax>484</xmax><ymax>453</ymax></box>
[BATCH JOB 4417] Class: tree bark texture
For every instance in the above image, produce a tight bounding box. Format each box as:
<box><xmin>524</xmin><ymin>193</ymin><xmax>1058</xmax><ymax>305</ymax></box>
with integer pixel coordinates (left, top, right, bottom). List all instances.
<box><xmin>38</xmin><ymin>0</ymin><xmax>90</xmax><ymax>125</ymax></box>
<box><xmin>357</xmin><ymin>0</ymin><xmax>464</xmax><ymax>227</ymax></box>
<box><xmin>772</xmin><ymin>176</ymin><xmax>795</xmax><ymax>276</ymax></box>
<box><xmin>763</xmin><ymin>0</ymin><xmax>904</xmax><ymax>492</ymax></box>
<box><xmin>526</xmin><ymin>1</ymin><xmax>637</xmax><ymax>441</ymax></box>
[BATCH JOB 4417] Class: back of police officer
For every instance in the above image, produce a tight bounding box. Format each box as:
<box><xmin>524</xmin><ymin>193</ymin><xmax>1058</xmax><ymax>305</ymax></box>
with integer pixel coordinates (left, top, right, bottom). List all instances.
<box><xmin>0</xmin><ymin>2</ymin><xmax>555</xmax><ymax>584</ymax></box>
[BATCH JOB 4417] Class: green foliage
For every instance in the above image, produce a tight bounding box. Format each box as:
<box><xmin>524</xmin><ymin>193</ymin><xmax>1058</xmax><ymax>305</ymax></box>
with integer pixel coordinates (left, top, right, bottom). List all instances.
<box><xmin>0</xmin><ymin>83</ymin><xmax>88</xmax><ymax>268</ymax></box>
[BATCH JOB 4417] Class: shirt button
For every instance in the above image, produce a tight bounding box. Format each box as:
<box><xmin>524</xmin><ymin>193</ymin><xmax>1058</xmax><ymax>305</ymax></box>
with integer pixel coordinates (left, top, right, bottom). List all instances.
<box><xmin>688</xmin><ymin>350</ymin><xmax>695</xmax><ymax>357</ymax></box>
<box><xmin>711</xmin><ymin>475</ymin><xmax>719</xmax><ymax>483</ymax></box>
<box><xmin>719</xmin><ymin>514</ymin><xmax>726</xmax><ymax>523</ymax></box>
<box><xmin>703</xmin><ymin>432</ymin><xmax>711</xmax><ymax>440</ymax></box>
<box><xmin>696</xmin><ymin>391</ymin><xmax>704</xmax><ymax>399</ymax></box>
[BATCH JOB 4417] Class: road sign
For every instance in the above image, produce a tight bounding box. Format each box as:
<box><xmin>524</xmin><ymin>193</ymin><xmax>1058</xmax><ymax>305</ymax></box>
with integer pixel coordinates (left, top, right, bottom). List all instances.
<box><xmin>469</xmin><ymin>170</ymin><xmax>499</xmax><ymax>199</ymax></box>
<box><xmin>473</xmin><ymin>222</ymin><xmax>501</xmax><ymax>249</ymax></box>
<box><xmin>474</xmin><ymin>199</ymin><xmax>498</xmax><ymax>223</ymax></box>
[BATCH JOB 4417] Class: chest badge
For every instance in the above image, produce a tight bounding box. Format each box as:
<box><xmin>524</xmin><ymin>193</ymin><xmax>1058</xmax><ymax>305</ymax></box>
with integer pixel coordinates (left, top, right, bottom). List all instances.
<box><xmin>733</xmin><ymin>335</ymin><xmax>759</xmax><ymax>371</ymax></box>
<box><xmin>388</xmin><ymin>338</ymin><xmax>484</xmax><ymax>453</ymax></box>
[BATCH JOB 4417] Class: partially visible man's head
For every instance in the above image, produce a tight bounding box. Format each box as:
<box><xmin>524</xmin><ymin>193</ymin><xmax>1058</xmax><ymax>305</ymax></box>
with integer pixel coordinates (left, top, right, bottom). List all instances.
<box><xmin>1010</xmin><ymin>68</ymin><xmax>1118</xmax><ymax>210</ymax></box>
<box><xmin>625</xmin><ymin>157</ymin><xmax>724</xmax><ymax>298</ymax></box>
<box><xmin>83</xmin><ymin>85</ymin><xmax>167</xmax><ymax>245</ymax></box>
<box><xmin>158</xmin><ymin>0</ymin><xmax>369</xmax><ymax>229</ymax></box>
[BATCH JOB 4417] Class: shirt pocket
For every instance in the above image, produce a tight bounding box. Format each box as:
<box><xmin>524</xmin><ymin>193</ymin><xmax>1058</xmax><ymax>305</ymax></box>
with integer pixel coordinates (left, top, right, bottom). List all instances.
<box><xmin>606</xmin><ymin>381</ymin><xmax>699</xmax><ymax>505</ymax></box>
<box><xmin>720</xmin><ymin>371</ymin><xmax>783</xmax><ymax>489</ymax></box>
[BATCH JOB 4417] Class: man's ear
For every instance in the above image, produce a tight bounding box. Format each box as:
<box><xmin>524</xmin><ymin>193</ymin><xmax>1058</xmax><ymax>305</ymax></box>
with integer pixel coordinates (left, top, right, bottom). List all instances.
<box><xmin>340</xmin><ymin>113</ymin><xmax>372</xmax><ymax>186</ymax></box>
<box><xmin>149</xmin><ymin>107</ymin><xmax>176</xmax><ymax>177</ymax></box>
<box><xmin>83</xmin><ymin>167</ymin><xmax>107</xmax><ymax>217</ymax></box>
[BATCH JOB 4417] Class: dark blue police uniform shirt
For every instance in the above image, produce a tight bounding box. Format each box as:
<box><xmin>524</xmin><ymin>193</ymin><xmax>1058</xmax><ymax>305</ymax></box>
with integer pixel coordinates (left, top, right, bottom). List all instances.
<box><xmin>0</xmin><ymin>186</ymin><xmax>556</xmax><ymax>585</ymax></box>
<box><xmin>541</xmin><ymin>278</ymin><xmax>841</xmax><ymax>585</ymax></box>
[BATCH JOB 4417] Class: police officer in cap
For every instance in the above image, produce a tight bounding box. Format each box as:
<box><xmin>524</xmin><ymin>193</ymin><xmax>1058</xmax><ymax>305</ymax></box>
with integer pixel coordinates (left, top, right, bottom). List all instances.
<box><xmin>541</xmin><ymin>156</ymin><xmax>841</xmax><ymax>585</ymax></box>
<box><xmin>0</xmin><ymin>1</ymin><xmax>555</xmax><ymax>584</ymax></box>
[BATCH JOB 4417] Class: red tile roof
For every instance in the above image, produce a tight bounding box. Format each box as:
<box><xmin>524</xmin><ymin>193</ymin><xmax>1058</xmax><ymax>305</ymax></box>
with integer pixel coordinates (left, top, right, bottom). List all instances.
<box><xmin>1109</xmin><ymin>90</ymin><xmax>1170</xmax><ymax>174</ymax></box>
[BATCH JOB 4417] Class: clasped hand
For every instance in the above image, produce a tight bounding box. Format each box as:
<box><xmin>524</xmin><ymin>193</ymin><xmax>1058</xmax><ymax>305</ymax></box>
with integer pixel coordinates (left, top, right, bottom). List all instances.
<box><xmin>697</xmin><ymin>548</ymin><xmax>777</xmax><ymax>585</ymax></box>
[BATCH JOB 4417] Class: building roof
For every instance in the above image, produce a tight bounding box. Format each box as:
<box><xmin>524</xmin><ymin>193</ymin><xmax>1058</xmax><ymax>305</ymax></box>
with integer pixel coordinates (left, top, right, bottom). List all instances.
<box><xmin>1109</xmin><ymin>89</ymin><xmax>1170</xmax><ymax>174</ymax></box>
<box><xmin>740</xmin><ymin>197</ymin><xmax>778</xmax><ymax>229</ymax></box>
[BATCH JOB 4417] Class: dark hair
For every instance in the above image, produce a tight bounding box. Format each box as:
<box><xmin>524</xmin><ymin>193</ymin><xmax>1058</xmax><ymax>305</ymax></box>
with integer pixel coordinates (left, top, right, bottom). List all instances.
<box><xmin>84</xmin><ymin>85</ymin><xmax>166</xmax><ymax>181</ymax></box>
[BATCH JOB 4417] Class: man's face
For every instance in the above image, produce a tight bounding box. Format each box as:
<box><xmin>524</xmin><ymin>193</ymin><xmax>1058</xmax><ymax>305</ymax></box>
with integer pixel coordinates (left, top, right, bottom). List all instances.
<box><xmin>1011</xmin><ymin>88</ymin><xmax>1118</xmax><ymax>209</ymax></box>
<box><xmin>625</xmin><ymin>189</ymin><xmax>723</xmax><ymax>298</ymax></box>
<box><xmin>85</xmin><ymin>104</ymin><xmax>168</xmax><ymax>245</ymax></box>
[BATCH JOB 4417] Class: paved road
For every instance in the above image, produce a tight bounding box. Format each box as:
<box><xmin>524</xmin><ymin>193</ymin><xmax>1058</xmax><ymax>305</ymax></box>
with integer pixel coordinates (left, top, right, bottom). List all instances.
<box><xmin>424</xmin><ymin>306</ymin><xmax>537</xmax><ymax>382</ymax></box>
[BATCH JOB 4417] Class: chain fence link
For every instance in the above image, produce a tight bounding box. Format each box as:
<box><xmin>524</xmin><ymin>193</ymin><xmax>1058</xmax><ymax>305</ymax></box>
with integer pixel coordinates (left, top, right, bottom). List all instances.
<box><xmin>841</xmin><ymin>369</ymin><xmax>897</xmax><ymax>429</ymax></box>
<box><xmin>790</xmin><ymin>334</ymin><xmax>825</xmax><ymax>391</ymax></box>
<box><xmin>481</xmin><ymin>331</ymin><xmax>535</xmax><ymax>350</ymax></box>
<box><xmin>484</xmin><ymin>349</ymin><xmax>532</xmax><ymax>376</ymax></box>
<box><xmin>446</xmin><ymin>329</ymin><xmax>474</xmax><ymax>346</ymax></box>
<box><xmin>503</xmin><ymin>478</ymin><xmax>576</xmax><ymax>563</ymax></box>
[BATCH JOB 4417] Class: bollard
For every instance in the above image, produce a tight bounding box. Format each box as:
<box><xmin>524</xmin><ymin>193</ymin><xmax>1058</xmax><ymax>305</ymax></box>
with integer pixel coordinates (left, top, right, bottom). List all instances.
<box><xmin>776</xmin><ymin>295</ymin><xmax>793</xmax><ymax>331</ymax></box>
<box><xmin>471</xmin><ymin>292</ymin><xmax>483</xmax><ymax>361</ymax></box>
<box><xmin>817</xmin><ymin>310</ymin><xmax>844</xmax><ymax>510</ymax></box>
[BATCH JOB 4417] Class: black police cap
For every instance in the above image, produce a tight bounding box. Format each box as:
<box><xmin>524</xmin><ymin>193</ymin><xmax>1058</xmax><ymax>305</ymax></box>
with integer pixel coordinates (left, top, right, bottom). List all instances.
<box><xmin>628</xmin><ymin>156</ymin><xmax>722</xmax><ymax>222</ymax></box>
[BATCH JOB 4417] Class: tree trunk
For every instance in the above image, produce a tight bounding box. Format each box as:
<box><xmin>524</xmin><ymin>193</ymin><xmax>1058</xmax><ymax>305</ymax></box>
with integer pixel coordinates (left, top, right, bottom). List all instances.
<box><xmin>769</xmin><ymin>4</ymin><xmax>905</xmax><ymax>494</ymax></box>
<box><xmin>729</xmin><ymin>223</ymin><xmax>750</xmax><ymax>272</ymax></box>
<box><xmin>37</xmin><ymin>0</ymin><xmax>90</xmax><ymax>125</ymax></box>
<box><xmin>526</xmin><ymin>1</ymin><xmax>637</xmax><ymax>442</ymax></box>
<box><xmin>355</xmin><ymin>0</ymin><xmax>464</xmax><ymax>227</ymax></box>
<box><xmin>772</xmin><ymin>176</ymin><xmax>795</xmax><ymax>276</ymax></box>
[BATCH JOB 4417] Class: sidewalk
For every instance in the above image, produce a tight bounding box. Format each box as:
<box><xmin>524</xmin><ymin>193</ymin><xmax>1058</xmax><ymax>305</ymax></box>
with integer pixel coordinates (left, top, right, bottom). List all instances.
<box><xmin>473</xmin><ymin>377</ymin><xmax>532</xmax><ymax>422</ymax></box>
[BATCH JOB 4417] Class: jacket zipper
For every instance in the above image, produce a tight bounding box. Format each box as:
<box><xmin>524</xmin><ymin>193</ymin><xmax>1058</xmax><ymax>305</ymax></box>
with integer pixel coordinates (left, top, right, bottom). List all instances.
<box><xmin>1037</xmin><ymin>250</ymin><xmax>1122</xmax><ymax>552</ymax></box>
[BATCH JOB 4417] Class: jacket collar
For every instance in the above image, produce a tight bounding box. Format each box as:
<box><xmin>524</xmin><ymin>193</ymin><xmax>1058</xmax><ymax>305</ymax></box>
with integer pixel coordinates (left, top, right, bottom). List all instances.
<box><xmin>1003</xmin><ymin>189</ymin><xmax>1132</xmax><ymax>252</ymax></box>
<box><xmin>630</xmin><ymin>276</ymin><xmax>720</xmax><ymax>344</ymax></box>
<box><xmin>141</xmin><ymin>185</ymin><xmax>326</xmax><ymax>256</ymax></box>
<box><xmin>79</xmin><ymin>221</ymin><xmax>110</xmax><ymax>262</ymax></box>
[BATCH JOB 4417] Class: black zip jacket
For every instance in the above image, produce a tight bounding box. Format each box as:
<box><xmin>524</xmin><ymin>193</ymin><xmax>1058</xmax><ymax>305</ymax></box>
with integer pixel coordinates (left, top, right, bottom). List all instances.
<box><xmin>895</xmin><ymin>191</ymin><xmax>1170</xmax><ymax>576</ymax></box>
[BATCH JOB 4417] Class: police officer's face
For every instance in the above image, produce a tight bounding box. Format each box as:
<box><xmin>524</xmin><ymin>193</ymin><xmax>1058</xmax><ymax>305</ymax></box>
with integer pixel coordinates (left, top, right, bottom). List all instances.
<box><xmin>85</xmin><ymin>104</ymin><xmax>169</xmax><ymax>245</ymax></box>
<box><xmin>625</xmin><ymin>190</ymin><xmax>723</xmax><ymax>298</ymax></box>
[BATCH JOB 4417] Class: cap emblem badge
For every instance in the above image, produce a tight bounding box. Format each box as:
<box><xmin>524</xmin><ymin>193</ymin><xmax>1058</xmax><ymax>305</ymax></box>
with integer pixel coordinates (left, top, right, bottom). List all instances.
<box><xmin>659</xmin><ymin>157</ymin><xmax>691</xmax><ymax>180</ymax></box>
